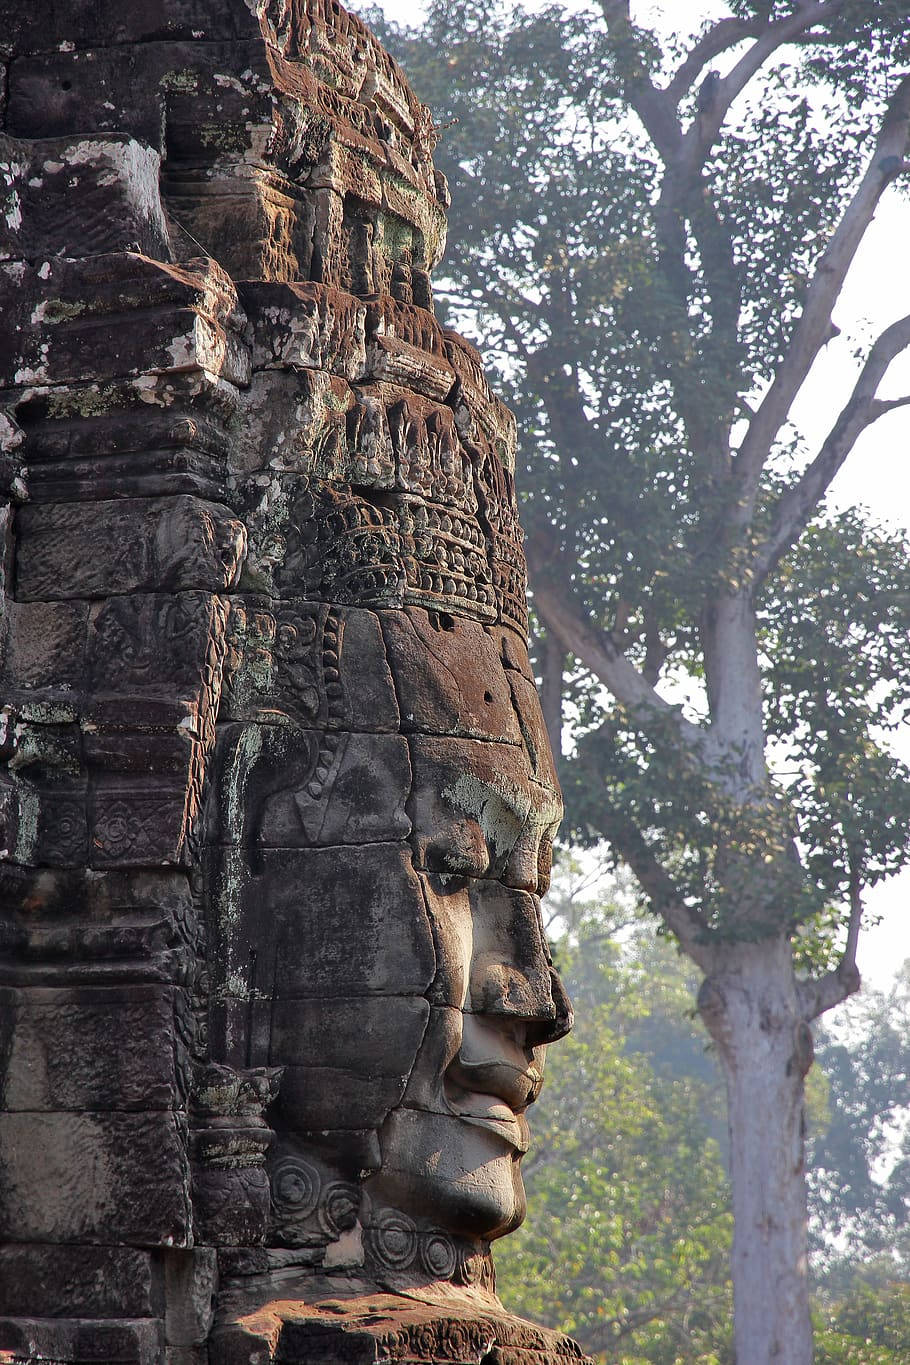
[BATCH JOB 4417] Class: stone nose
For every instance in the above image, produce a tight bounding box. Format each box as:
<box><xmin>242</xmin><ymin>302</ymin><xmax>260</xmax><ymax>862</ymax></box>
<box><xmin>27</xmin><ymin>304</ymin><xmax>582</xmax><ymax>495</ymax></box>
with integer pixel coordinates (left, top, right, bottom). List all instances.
<box><xmin>467</xmin><ymin>885</ymin><xmax>573</xmax><ymax>1046</ymax></box>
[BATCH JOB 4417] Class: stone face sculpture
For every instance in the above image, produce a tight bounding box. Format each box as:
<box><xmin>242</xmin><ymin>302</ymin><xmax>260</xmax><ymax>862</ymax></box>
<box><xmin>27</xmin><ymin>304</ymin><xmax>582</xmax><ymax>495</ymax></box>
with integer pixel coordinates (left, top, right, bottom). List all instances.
<box><xmin>0</xmin><ymin>3</ymin><xmax>586</xmax><ymax>1360</ymax></box>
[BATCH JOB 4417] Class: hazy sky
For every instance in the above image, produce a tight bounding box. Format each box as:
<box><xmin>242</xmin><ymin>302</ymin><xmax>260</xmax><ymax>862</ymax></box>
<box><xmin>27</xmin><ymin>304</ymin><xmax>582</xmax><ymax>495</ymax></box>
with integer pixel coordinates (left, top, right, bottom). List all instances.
<box><xmin>366</xmin><ymin>0</ymin><xmax>910</xmax><ymax>989</ymax></box>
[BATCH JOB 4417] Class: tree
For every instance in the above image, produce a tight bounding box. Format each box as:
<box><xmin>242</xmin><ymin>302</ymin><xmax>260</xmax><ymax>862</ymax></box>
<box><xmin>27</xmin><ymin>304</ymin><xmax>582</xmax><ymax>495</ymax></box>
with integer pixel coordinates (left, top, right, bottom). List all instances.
<box><xmin>814</xmin><ymin>1281</ymin><xmax>910</xmax><ymax>1364</ymax></box>
<box><xmin>371</xmin><ymin>2</ymin><xmax>910</xmax><ymax>1357</ymax></box>
<box><xmin>495</xmin><ymin>890</ymin><xmax>734</xmax><ymax>1362</ymax></box>
<box><xmin>809</xmin><ymin>963</ymin><xmax>910</xmax><ymax>1277</ymax></box>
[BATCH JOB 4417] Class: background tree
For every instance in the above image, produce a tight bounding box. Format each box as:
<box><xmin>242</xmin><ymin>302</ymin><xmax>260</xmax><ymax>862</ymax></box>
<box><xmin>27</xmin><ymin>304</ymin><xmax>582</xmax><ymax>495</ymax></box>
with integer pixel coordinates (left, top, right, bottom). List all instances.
<box><xmin>494</xmin><ymin>870</ymin><xmax>910</xmax><ymax>1362</ymax></box>
<box><xmin>808</xmin><ymin>964</ymin><xmax>910</xmax><ymax>1279</ymax></box>
<box><xmin>370</xmin><ymin>2</ymin><xmax>910</xmax><ymax>1357</ymax></box>
<box><xmin>496</xmin><ymin>879</ymin><xmax>734</xmax><ymax>1362</ymax></box>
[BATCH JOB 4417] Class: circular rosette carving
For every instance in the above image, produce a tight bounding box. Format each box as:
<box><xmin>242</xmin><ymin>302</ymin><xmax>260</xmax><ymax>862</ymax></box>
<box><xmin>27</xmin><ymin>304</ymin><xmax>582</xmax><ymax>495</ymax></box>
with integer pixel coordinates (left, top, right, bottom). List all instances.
<box><xmin>367</xmin><ymin>1207</ymin><xmax>419</xmax><ymax>1271</ymax></box>
<box><xmin>270</xmin><ymin>1157</ymin><xmax>320</xmax><ymax>1220</ymax></box>
<box><xmin>318</xmin><ymin>1181</ymin><xmax>360</xmax><ymax>1238</ymax></box>
<box><xmin>419</xmin><ymin>1232</ymin><xmax>457</xmax><ymax>1281</ymax></box>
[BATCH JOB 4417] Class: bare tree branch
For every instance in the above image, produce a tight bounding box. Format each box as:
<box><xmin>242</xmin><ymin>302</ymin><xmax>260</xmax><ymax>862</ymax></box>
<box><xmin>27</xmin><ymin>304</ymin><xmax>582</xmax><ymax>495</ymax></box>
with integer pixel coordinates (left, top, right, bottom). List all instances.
<box><xmin>664</xmin><ymin>17</ymin><xmax>763</xmax><ymax>106</ymax></box>
<box><xmin>589</xmin><ymin>792</ymin><xmax>715</xmax><ymax>967</ymax></box>
<box><xmin>872</xmin><ymin>392</ymin><xmax>910</xmax><ymax>418</ymax></box>
<box><xmin>733</xmin><ymin>74</ymin><xmax>910</xmax><ymax>507</ymax></box>
<box><xmin>598</xmin><ymin>0</ymin><xmax>682</xmax><ymax>161</ymax></box>
<box><xmin>798</xmin><ymin>855</ymin><xmax>864</xmax><ymax>1021</ymax></box>
<box><xmin>618</xmin><ymin>2</ymin><xmax>859</xmax><ymax>485</ymax></box>
<box><xmin>678</xmin><ymin>1</ymin><xmax>851</xmax><ymax>179</ymax></box>
<box><xmin>526</xmin><ymin>557</ymin><xmax>724</xmax><ymax>776</ymax></box>
<box><xmin>753</xmin><ymin>312</ymin><xmax>910</xmax><ymax>583</ymax></box>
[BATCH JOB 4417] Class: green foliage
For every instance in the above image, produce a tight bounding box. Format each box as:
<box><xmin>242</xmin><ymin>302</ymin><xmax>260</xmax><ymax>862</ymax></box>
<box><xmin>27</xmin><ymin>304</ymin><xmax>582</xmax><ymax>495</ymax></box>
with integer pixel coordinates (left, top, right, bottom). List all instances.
<box><xmin>814</xmin><ymin>1282</ymin><xmax>910</xmax><ymax>1364</ymax></box>
<box><xmin>808</xmin><ymin>964</ymin><xmax>910</xmax><ymax>1270</ymax></box>
<box><xmin>495</xmin><ymin>901</ymin><xmax>733</xmax><ymax>1361</ymax></box>
<box><xmin>761</xmin><ymin>511</ymin><xmax>910</xmax><ymax>903</ymax></box>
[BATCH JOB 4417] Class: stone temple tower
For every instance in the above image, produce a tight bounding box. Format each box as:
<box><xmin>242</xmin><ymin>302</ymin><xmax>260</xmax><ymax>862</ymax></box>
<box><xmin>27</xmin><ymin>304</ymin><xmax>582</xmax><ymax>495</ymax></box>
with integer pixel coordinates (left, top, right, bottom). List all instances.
<box><xmin>0</xmin><ymin>2</ymin><xmax>589</xmax><ymax>1360</ymax></box>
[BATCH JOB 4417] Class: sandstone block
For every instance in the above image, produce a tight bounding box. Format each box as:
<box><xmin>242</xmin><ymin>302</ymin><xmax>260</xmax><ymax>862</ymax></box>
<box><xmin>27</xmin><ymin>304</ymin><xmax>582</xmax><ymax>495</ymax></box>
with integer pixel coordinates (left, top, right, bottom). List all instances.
<box><xmin>0</xmin><ymin>1110</ymin><xmax>191</xmax><ymax>1245</ymax></box>
<box><xmin>0</xmin><ymin>1244</ymin><xmax>160</xmax><ymax>1318</ymax></box>
<box><xmin>15</xmin><ymin>497</ymin><xmax>245</xmax><ymax>601</ymax></box>
<box><xmin>0</xmin><ymin>984</ymin><xmax>186</xmax><ymax>1111</ymax></box>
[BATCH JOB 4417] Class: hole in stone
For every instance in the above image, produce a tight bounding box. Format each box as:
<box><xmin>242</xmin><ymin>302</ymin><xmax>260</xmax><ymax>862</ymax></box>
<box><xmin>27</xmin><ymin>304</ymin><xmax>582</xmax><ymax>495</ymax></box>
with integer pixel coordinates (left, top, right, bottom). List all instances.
<box><xmin>483</xmin><ymin>690</ymin><xmax>494</xmax><ymax>704</ymax></box>
<box><xmin>61</xmin><ymin>80</ymin><xmax>72</xmax><ymax>90</ymax></box>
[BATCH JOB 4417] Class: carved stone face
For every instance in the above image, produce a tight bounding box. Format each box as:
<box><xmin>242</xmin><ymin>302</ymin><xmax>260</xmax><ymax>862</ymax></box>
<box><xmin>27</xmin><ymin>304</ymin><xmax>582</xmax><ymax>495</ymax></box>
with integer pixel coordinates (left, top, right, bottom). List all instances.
<box><xmin>207</xmin><ymin>604</ymin><xmax>566</xmax><ymax>1256</ymax></box>
<box><xmin>0</xmin><ymin>1</ymin><xmax>584</xmax><ymax>1351</ymax></box>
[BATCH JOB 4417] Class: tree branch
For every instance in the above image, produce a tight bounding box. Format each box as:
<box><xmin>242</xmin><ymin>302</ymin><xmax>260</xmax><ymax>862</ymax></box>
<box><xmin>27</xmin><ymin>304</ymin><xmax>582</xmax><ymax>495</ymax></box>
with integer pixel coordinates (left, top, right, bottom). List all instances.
<box><xmin>733</xmin><ymin>74</ymin><xmax>910</xmax><ymax>505</ymax></box>
<box><xmin>678</xmin><ymin>1</ymin><xmax>851</xmax><ymax>180</ymax></box>
<box><xmin>664</xmin><ymin>17</ymin><xmax>763</xmax><ymax>105</ymax></box>
<box><xmin>753</xmin><ymin>312</ymin><xmax>910</xmax><ymax>583</ymax></box>
<box><xmin>869</xmin><ymin>392</ymin><xmax>910</xmax><ymax>418</ymax></box>
<box><xmin>798</xmin><ymin>855</ymin><xmax>864</xmax><ymax>1022</ymax></box>
<box><xmin>598</xmin><ymin>0</ymin><xmax>682</xmax><ymax>162</ymax></box>
<box><xmin>527</xmin><ymin>556</ymin><xmax>722</xmax><ymax>774</ymax></box>
<box><xmin>588</xmin><ymin>791</ymin><xmax>714</xmax><ymax>968</ymax></box>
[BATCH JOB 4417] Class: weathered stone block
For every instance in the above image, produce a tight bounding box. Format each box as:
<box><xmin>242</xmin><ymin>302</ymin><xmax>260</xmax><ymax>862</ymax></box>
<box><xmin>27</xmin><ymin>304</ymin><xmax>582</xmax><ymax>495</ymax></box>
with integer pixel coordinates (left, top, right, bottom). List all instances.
<box><xmin>0</xmin><ymin>252</ymin><xmax>249</xmax><ymax>392</ymax></box>
<box><xmin>211</xmin><ymin>1289</ymin><xmax>589</xmax><ymax>1365</ymax></box>
<box><xmin>0</xmin><ymin>985</ymin><xmax>186</xmax><ymax>1111</ymax></box>
<box><xmin>277</xmin><ymin>1066</ymin><xmax>416</xmax><ymax>1133</ymax></box>
<box><xmin>241</xmin><ymin>281</ymin><xmax>367</xmax><ymax>380</ymax></box>
<box><xmin>364</xmin><ymin>298</ymin><xmax>455</xmax><ymax>401</ymax></box>
<box><xmin>192</xmin><ymin>1165</ymin><xmax>271</xmax><ymax>1249</ymax></box>
<box><xmin>444</xmin><ymin>328</ymin><xmax>517</xmax><ymax>466</ymax></box>
<box><xmin>1</xmin><ymin>599</ymin><xmax>88</xmax><ymax>691</ymax></box>
<box><xmin>206</xmin><ymin>844</ymin><xmax>435</xmax><ymax>1034</ymax></box>
<box><xmin>0</xmin><ymin>865</ymin><xmax>194</xmax><ymax>965</ymax></box>
<box><xmin>89</xmin><ymin>773</ymin><xmax>193</xmax><ymax>868</ymax></box>
<box><xmin>219</xmin><ymin>603</ymin><xmax>399</xmax><ymax>733</ymax></box>
<box><xmin>270</xmin><ymin>996</ymin><xmax>429</xmax><ymax>1084</ymax></box>
<box><xmin>380</xmin><ymin>608</ymin><xmax>522</xmax><ymax>743</ymax></box>
<box><xmin>0</xmin><ymin>1315</ymin><xmax>165</xmax><ymax>1364</ymax></box>
<box><xmin>0</xmin><ymin>133</ymin><xmax>170</xmax><ymax>264</ymax></box>
<box><xmin>86</xmin><ymin>593</ymin><xmax>227</xmax><ymax>700</ymax></box>
<box><xmin>507</xmin><ymin>669</ymin><xmax>562</xmax><ymax>795</ymax></box>
<box><xmin>407</xmin><ymin>735</ymin><xmax>534</xmax><ymax>880</ymax></box>
<box><xmin>2</xmin><ymin>3</ymin><xmax>262</xmax><ymax>55</ymax></box>
<box><xmin>15</xmin><ymin>497</ymin><xmax>245</xmax><ymax>600</ymax></box>
<box><xmin>252</xmin><ymin>730</ymin><xmax>412</xmax><ymax>848</ymax></box>
<box><xmin>0</xmin><ymin>770</ymin><xmax>88</xmax><ymax>867</ymax></box>
<box><xmin>0</xmin><ymin>1244</ymin><xmax>160</xmax><ymax>1318</ymax></box>
<box><xmin>164</xmin><ymin>1248</ymin><xmax>218</xmax><ymax>1348</ymax></box>
<box><xmin>0</xmin><ymin>1111</ymin><xmax>191</xmax><ymax>1245</ymax></box>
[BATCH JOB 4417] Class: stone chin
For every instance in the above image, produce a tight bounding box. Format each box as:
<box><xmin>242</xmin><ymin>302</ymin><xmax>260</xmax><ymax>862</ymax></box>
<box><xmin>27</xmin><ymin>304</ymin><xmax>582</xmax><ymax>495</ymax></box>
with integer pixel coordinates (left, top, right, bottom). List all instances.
<box><xmin>369</xmin><ymin>1106</ymin><xmax>530</xmax><ymax>1242</ymax></box>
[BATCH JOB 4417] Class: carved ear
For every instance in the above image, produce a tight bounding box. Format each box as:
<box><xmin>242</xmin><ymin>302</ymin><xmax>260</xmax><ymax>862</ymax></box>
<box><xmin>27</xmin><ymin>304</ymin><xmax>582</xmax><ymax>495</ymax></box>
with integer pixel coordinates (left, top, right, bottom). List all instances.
<box><xmin>247</xmin><ymin>730</ymin><xmax>324</xmax><ymax>868</ymax></box>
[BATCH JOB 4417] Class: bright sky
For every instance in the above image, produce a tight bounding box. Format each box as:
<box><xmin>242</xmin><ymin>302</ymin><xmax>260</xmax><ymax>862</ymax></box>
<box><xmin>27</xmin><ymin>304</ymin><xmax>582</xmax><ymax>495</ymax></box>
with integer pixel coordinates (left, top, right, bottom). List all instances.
<box><xmin>369</xmin><ymin>0</ymin><xmax>910</xmax><ymax>990</ymax></box>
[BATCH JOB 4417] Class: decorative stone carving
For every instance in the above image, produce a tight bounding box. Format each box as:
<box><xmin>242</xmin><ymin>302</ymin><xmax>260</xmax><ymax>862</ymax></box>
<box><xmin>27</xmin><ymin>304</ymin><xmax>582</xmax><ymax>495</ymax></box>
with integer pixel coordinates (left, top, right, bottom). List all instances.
<box><xmin>0</xmin><ymin>2</ymin><xmax>590</xmax><ymax>1361</ymax></box>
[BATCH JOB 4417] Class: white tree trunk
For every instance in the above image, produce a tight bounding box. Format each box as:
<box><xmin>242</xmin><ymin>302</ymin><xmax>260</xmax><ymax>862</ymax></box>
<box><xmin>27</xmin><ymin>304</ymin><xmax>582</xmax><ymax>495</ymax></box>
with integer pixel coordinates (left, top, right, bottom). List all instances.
<box><xmin>698</xmin><ymin>936</ymin><xmax>814</xmax><ymax>1365</ymax></box>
